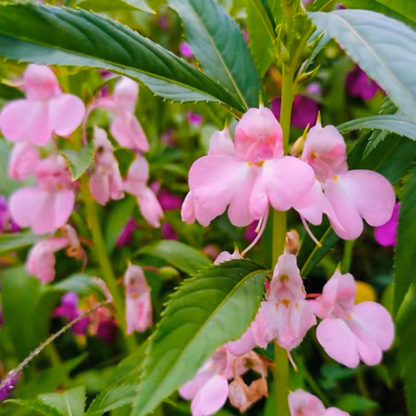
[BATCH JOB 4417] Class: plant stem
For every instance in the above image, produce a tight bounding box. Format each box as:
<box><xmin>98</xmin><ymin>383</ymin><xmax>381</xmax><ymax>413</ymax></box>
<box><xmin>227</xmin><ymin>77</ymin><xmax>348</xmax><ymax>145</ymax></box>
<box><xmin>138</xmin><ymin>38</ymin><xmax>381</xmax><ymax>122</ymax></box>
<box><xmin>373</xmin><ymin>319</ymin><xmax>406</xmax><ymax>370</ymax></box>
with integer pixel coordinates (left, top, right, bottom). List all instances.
<box><xmin>80</xmin><ymin>176</ymin><xmax>137</xmax><ymax>352</ymax></box>
<box><xmin>341</xmin><ymin>239</ymin><xmax>355</xmax><ymax>274</ymax></box>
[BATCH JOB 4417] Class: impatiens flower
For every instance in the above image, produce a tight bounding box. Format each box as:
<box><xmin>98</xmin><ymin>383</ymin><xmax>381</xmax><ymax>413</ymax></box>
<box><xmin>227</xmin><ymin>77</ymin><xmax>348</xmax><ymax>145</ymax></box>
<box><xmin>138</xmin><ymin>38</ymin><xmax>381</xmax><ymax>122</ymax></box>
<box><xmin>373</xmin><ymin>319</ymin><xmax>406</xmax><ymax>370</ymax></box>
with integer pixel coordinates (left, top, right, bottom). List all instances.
<box><xmin>345</xmin><ymin>65</ymin><xmax>380</xmax><ymax>101</ymax></box>
<box><xmin>298</xmin><ymin>124</ymin><xmax>395</xmax><ymax>240</ymax></box>
<box><xmin>54</xmin><ymin>292</ymin><xmax>89</xmax><ymax>335</ymax></box>
<box><xmin>124</xmin><ymin>264</ymin><xmax>152</xmax><ymax>334</ymax></box>
<box><xmin>89</xmin><ymin>127</ymin><xmax>124</xmax><ymax>206</ymax></box>
<box><xmin>310</xmin><ymin>270</ymin><xmax>394</xmax><ymax>368</ymax></box>
<box><xmin>117</xmin><ymin>218</ymin><xmax>138</xmax><ymax>247</ymax></box>
<box><xmin>8</xmin><ymin>142</ymin><xmax>40</xmax><ymax>181</ymax></box>
<box><xmin>123</xmin><ymin>155</ymin><xmax>163</xmax><ymax>227</ymax></box>
<box><xmin>86</xmin><ymin>77</ymin><xmax>149</xmax><ymax>152</ymax></box>
<box><xmin>158</xmin><ymin>189</ymin><xmax>183</xmax><ymax>211</ymax></box>
<box><xmin>374</xmin><ymin>202</ymin><xmax>399</xmax><ymax>247</ymax></box>
<box><xmin>0</xmin><ymin>64</ymin><xmax>85</xmax><ymax>146</ymax></box>
<box><xmin>186</xmin><ymin>111</ymin><xmax>203</xmax><ymax>126</ymax></box>
<box><xmin>162</xmin><ymin>223</ymin><xmax>178</xmax><ymax>240</ymax></box>
<box><xmin>0</xmin><ymin>196</ymin><xmax>20</xmax><ymax>234</ymax></box>
<box><xmin>9</xmin><ymin>154</ymin><xmax>75</xmax><ymax>234</ymax></box>
<box><xmin>182</xmin><ymin>107</ymin><xmax>315</xmax><ymax>227</ymax></box>
<box><xmin>214</xmin><ymin>249</ymin><xmax>242</xmax><ymax>265</ymax></box>
<box><xmin>289</xmin><ymin>389</ymin><xmax>349</xmax><ymax>416</ymax></box>
<box><xmin>179</xmin><ymin>42</ymin><xmax>193</xmax><ymax>58</ymax></box>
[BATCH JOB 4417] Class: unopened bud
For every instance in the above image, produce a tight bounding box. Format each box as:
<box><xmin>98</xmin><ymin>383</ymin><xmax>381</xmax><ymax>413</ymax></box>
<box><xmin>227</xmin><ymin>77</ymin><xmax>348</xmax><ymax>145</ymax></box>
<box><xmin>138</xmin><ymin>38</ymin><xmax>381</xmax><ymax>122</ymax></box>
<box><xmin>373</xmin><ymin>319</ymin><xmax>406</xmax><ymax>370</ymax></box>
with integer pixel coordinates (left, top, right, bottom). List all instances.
<box><xmin>285</xmin><ymin>230</ymin><xmax>300</xmax><ymax>255</ymax></box>
<box><xmin>158</xmin><ymin>266</ymin><xmax>180</xmax><ymax>281</ymax></box>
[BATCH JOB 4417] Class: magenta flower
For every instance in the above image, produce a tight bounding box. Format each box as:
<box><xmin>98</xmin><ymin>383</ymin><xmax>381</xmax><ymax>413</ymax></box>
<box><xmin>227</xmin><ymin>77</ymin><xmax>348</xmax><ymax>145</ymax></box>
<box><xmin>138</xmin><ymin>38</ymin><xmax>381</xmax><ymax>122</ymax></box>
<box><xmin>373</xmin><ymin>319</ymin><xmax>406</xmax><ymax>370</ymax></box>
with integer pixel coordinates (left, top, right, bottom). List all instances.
<box><xmin>181</xmin><ymin>107</ymin><xmax>315</xmax><ymax>227</ymax></box>
<box><xmin>162</xmin><ymin>223</ymin><xmax>178</xmax><ymax>240</ymax></box>
<box><xmin>0</xmin><ymin>65</ymin><xmax>85</xmax><ymax>146</ymax></box>
<box><xmin>374</xmin><ymin>202</ymin><xmax>399</xmax><ymax>247</ymax></box>
<box><xmin>87</xmin><ymin>77</ymin><xmax>149</xmax><ymax>152</ymax></box>
<box><xmin>123</xmin><ymin>155</ymin><xmax>164</xmax><ymax>227</ymax></box>
<box><xmin>158</xmin><ymin>189</ymin><xmax>183</xmax><ymax>211</ymax></box>
<box><xmin>117</xmin><ymin>218</ymin><xmax>138</xmax><ymax>247</ymax></box>
<box><xmin>54</xmin><ymin>292</ymin><xmax>89</xmax><ymax>335</ymax></box>
<box><xmin>310</xmin><ymin>270</ymin><xmax>394</xmax><ymax>368</ymax></box>
<box><xmin>0</xmin><ymin>373</ymin><xmax>19</xmax><ymax>402</ymax></box>
<box><xmin>186</xmin><ymin>111</ymin><xmax>203</xmax><ymax>126</ymax></box>
<box><xmin>289</xmin><ymin>389</ymin><xmax>349</xmax><ymax>416</ymax></box>
<box><xmin>0</xmin><ymin>196</ymin><xmax>20</xmax><ymax>234</ymax></box>
<box><xmin>89</xmin><ymin>127</ymin><xmax>124</xmax><ymax>206</ymax></box>
<box><xmin>8</xmin><ymin>142</ymin><xmax>40</xmax><ymax>181</ymax></box>
<box><xmin>179</xmin><ymin>42</ymin><xmax>193</xmax><ymax>58</ymax></box>
<box><xmin>297</xmin><ymin>124</ymin><xmax>396</xmax><ymax>240</ymax></box>
<box><xmin>124</xmin><ymin>264</ymin><xmax>152</xmax><ymax>334</ymax></box>
<box><xmin>345</xmin><ymin>66</ymin><xmax>380</xmax><ymax>101</ymax></box>
<box><xmin>97</xmin><ymin>319</ymin><xmax>117</xmax><ymax>345</ymax></box>
<box><xmin>9</xmin><ymin>154</ymin><xmax>75</xmax><ymax>235</ymax></box>
<box><xmin>244</xmin><ymin>221</ymin><xmax>259</xmax><ymax>242</ymax></box>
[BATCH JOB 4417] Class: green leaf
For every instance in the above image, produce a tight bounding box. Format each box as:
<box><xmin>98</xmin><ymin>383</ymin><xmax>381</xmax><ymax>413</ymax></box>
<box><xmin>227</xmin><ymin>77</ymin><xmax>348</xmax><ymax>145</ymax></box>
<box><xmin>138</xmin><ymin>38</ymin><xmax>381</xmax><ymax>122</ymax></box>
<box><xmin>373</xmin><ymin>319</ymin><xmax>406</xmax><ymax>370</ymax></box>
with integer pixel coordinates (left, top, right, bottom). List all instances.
<box><xmin>132</xmin><ymin>260</ymin><xmax>266</xmax><ymax>416</ymax></box>
<box><xmin>86</xmin><ymin>385</ymin><xmax>137</xmax><ymax>416</ymax></box>
<box><xmin>137</xmin><ymin>240</ymin><xmax>211</xmax><ymax>275</ymax></box>
<box><xmin>335</xmin><ymin>394</ymin><xmax>379</xmax><ymax>413</ymax></box>
<box><xmin>0</xmin><ymin>82</ymin><xmax>24</xmax><ymax>100</ymax></box>
<box><xmin>61</xmin><ymin>142</ymin><xmax>95</xmax><ymax>181</ymax></box>
<box><xmin>40</xmin><ymin>387</ymin><xmax>86</xmax><ymax>416</ymax></box>
<box><xmin>394</xmin><ymin>165</ymin><xmax>416</xmax><ymax>313</ymax></box>
<box><xmin>0</xmin><ymin>3</ymin><xmax>244</xmax><ymax>112</ymax></box>
<box><xmin>309</xmin><ymin>9</ymin><xmax>416</xmax><ymax>122</ymax></box>
<box><xmin>5</xmin><ymin>399</ymin><xmax>64</xmax><ymax>416</ymax></box>
<box><xmin>53</xmin><ymin>274</ymin><xmax>104</xmax><ymax>298</ymax></box>
<box><xmin>112</xmin><ymin>341</ymin><xmax>148</xmax><ymax>384</ymax></box>
<box><xmin>246</xmin><ymin>0</ymin><xmax>276</xmax><ymax>76</ymax></box>
<box><xmin>75</xmin><ymin>0</ymin><xmax>155</xmax><ymax>14</ymax></box>
<box><xmin>168</xmin><ymin>0</ymin><xmax>261</xmax><ymax>108</ymax></box>
<box><xmin>338</xmin><ymin>115</ymin><xmax>416</xmax><ymax>141</ymax></box>
<box><xmin>0</xmin><ymin>230</ymin><xmax>42</xmax><ymax>255</ymax></box>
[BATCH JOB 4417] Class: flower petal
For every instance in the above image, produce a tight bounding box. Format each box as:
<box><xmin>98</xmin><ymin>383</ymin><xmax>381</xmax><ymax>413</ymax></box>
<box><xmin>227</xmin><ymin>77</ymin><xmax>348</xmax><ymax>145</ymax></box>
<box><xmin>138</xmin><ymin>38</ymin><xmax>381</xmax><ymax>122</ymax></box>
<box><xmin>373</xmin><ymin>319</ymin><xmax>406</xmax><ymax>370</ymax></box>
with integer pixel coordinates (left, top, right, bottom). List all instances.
<box><xmin>111</xmin><ymin>114</ymin><xmax>149</xmax><ymax>152</ymax></box>
<box><xmin>191</xmin><ymin>375</ymin><xmax>229</xmax><ymax>416</ymax></box>
<box><xmin>226</xmin><ymin>327</ymin><xmax>257</xmax><ymax>356</ymax></box>
<box><xmin>50</xmin><ymin>94</ymin><xmax>85</xmax><ymax>136</ymax></box>
<box><xmin>208</xmin><ymin>128</ymin><xmax>235</xmax><ymax>156</ymax></box>
<box><xmin>289</xmin><ymin>389</ymin><xmax>326</xmax><ymax>416</ymax></box>
<box><xmin>135</xmin><ymin>184</ymin><xmax>163</xmax><ymax>227</ymax></box>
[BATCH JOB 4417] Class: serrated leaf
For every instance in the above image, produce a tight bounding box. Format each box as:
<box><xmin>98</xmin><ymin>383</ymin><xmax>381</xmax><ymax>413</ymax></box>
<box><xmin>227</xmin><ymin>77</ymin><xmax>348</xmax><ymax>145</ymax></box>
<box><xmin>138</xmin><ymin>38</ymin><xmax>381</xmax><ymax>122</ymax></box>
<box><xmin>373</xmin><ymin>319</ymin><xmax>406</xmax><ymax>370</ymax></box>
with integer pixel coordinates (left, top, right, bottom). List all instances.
<box><xmin>86</xmin><ymin>385</ymin><xmax>137</xmax><ymax>416</ymax></box>
<box><xmin>338</xmin><ymin>115</ymin><xmax>416</xmax><ymax>141</ymax></box>
<box><xmin>168</xmin><ymin>0</ymin><xmax>261</xmax><ymax>109</ymax></box>
<box><xmin>75</xmin><ymin>0</ymin><xmax>155</xmax><ymax>14</ymax></box>
<box><xmin>309</xmin><ymin>9</ymin><xmax>416</xmax><ymax>123</ymax></box>
<box><xmin>393</xmin><ymin>165</ymin><xmax>416</xmax><ymax>313</ymax></box>
<box><xmin>136</xmin><ymin>240</ymin><xmax>211</xmax><ymax>275</ymax></box>
<box><xmin>0</xmin><ymin>230</ymin><xmax>42</xmax><ymax>255</ymax></box>
<box><xmin>132</xmin><ymin>260</ymin><xmax>266</xmax><ymax>416</ymax></box>
<box><xmin>40</xmin><ymin>386</ymin><xmax>86</xmax><ymax>416</ymax></box>
<box><xmin>0</xmin><ymin>3</ymin><xmax>244</xmax><ymax>112</ymax></box>
<box><xmin>5</xmin><ymin>399</ymin><xmax>64</xmax><ymax>416</ymax></box>
<box><xmin>61</xmin><ymin>142</ymin><xmax>95</xmax><ymax>181</ymax></box>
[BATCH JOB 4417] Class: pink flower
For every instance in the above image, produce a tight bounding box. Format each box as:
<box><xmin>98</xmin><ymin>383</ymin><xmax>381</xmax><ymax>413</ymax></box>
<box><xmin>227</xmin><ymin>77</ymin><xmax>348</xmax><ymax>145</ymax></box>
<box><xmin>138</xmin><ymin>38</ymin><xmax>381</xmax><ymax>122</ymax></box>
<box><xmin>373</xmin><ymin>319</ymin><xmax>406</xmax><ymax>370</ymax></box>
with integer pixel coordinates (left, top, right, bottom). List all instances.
<box><xmin>298</xmin><ymin>124</ymin><xmax>395</xmax><ymax>240</ymax></box>
<box><xmin>310</xmin><ymin>270</ymin><xmax>394</xmax><ymax>368</ymax></box>
<box><xmin>87</xmin><ymin>77</ymin><xmax>149</xmax><ymax>152</ymax></box>
<box><xmin>89</xmin><ymin>127</ymin><xmax>124</xmax><ymax>205</ymax></box>
<box><xmin>289</xmin><ymin>389</ymin><xmax>349</xmax><ymax>416</ymax></box>
<box><xmin>179</xmin><ymin>42</ymin><xmax>193</xmax><ymax>58</ymax></box>
<box><xmin>0</xmin><ymin>65</ymin><xmax>85</xmax><ymax>146</ymax></box>
<box><xmin>214</xmin><ymin>249</ymin><xmax>242</xmax><ymax>265</ymax></box>
<box><xmin>54</xmin><ymin>292</ymin><xmax>89</xmax><ymax>335</ymax></box>
<box><xmin>162</xmin><ymin>223</ymin><xmax>178</xmax><ymax>240</ymax></box>
<box><xmin>123</xmin><ymin>155</ymin><xmax>163</xmax><ymax>227</ymax></box>
<box><xmin>158</xmin><ymin>189</ymin><xmax>182</xmax><ymax>211</ymax></box>
<box><xmin>8</xmin><ymin>142</ymin><xmax>40</xmax><ymax>181</ymax></box>
<box><xmin>374</xmin><ymin>202</ymin><xmax>399</xmax><ymax>247</ymax></box>
<box><xmin>124</xmin><ymin>264</ymin><xmax>152</xmax><ymax>334</ymax></box>
<box><xmin>27</xmin><ymin>237</ymin><xmax>69</xmax><ymax>283</ymax></box>
<box><xmin>9</xmin><ymin>154</ymin><xmax>75</xmax><ymax>234</ymax></box>
<box><xmin>186</xmin><ymin>111</ymin><xmax>203</xmax><ymax>126</ymax></box>
<box><xmin>117</xmin><ymin>218</ymin><xmax>138</xmax><ymax>247</ymax></box>
<box><xmin>345</xmin><ymin>66</ymin><xmax>380</xmax><ymax>101</ymax></box>
<box><xmin>181</xmin><ymin>107</ymin><xmax>315</xmax><ymax>227</ymax></box>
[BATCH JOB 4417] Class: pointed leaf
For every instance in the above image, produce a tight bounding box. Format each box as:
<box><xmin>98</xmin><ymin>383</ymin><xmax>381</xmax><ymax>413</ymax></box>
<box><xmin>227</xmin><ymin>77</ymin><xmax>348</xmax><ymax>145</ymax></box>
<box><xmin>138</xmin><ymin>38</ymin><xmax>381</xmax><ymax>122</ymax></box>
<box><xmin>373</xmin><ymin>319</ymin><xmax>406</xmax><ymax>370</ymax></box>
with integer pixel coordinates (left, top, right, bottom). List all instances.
<box><xmin>137</xmin><ymin>240</ymin><xmax>211</xmax><ymax>275</ymax></box>
<box><xmin>0</xmin><ymin>231</ymin><xmax>43</xmax><ymax>255</ymax></box>
<box><xmin>0</xmin><ymin>3</ymin><xmax>244</xmax><ymax>112</ymax></box>
<box><xmin>132</xmin><ymin>260</ymin><xmax>266</xmax><ymax>416</ymax></box>
<box><xmin>61</xmin><ymin>142</ymin><xmax>95</xmax><ymax>181</ymax></box>
<box><xmin>5</xmin><ymin>399</ymin><xmax>64</xmax><ymax>416</ymax></box>
<box><xmin>40</xmin><ymin>386</ymin><xmax>86</xmax><ymax>416</ymax></box>
<box><xmin>86</xmin><ymin>385</ymin><xmax>137</xmax><ymax>415</ymax></box>
<box><xmin>168</xmin><ymin>0</ymin><xmax>262</xmax><ymax>108</ymax></box>
<box><xmin>75</xmin><ymin>0</ymin><xmax>155</xmax><ymax>14</ymax></box>
<box><xmin>309</xmin><ymin>9</ymin><xmax>416</xmax><ymax>122</ymax></box>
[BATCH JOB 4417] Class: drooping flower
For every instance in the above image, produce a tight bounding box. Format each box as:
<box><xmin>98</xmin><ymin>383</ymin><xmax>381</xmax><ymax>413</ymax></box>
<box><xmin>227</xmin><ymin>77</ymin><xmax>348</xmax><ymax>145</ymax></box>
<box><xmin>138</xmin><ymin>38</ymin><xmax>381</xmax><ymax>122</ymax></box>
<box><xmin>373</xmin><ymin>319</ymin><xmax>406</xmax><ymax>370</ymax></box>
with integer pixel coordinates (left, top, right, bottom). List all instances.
<box><xmin>89</xmin><ymin>127</ymin><xmax>124</xmax><ymax>205</ymax></box>
<box><xmin>310</xmin><ymin>270</ymin><xmax>394</xmax><ymax>368</ymax></box>
<box><xmin>123</xmin><ymin>155</ymin><xmax>163</xmax><ymax>227</ymax></box>
<box><xmin>9</xmin><ymin>154</ymin><xmax>75</xmax><ymax>235</ymax></box>
<box><xmin>345</xmin><ymin>65</ymin><xmax>380</xmax><ymax>101</ymax></box>
<box><xmin>117</xmin><ymin>218</ymin><xmax>138</xmax><ymax>247</ymax></box>
<box><xmin>86</xmin><ymin>77</ymin><xmax>149</xmax><ymax>152</ymax></box>
<box><xmin>0</xmin><ymin>196</ymin><xmax>20</xmax><ymax>234</ymax></box>
<box><xmin>179</xmin><ymin>42</ymin><xmax>193</xmax><ymax>58</ymax></box>
<box><xmin>54</xmin><ymin>292</ymin><xmax>89</xmax><ymax>335</ymax></box>
<box><xmin>181</xmin><ymin>107</ymin><xmax>315</xmax><ymax>227</ymax></box>
<box><xmin>8</xmin><ymin>142</ymin><xmax>40</xmax><ymax>181</ymax></box>
<box><xmin>374</xmin><ymin>202</ymin><xmax>399</xmax><ymax>247</ymax></box>
<box><xmin>289</xmin><ymin>389</ymin><xmax>350</xmax><ymax>416</ymax></box>
<box><xmin>124</xmin><ymin>264</ymin><xmax>152</xmax><ymax>334</ymax></box>
<box><xmin>297</xmin><ymin>124</ymin><xmax>395</xmax><ymax>240</ymax></box>
<box><xmin>0</xmin><ymin>64</ymin><xmax>85</xmax><ymax>146</ymax></box>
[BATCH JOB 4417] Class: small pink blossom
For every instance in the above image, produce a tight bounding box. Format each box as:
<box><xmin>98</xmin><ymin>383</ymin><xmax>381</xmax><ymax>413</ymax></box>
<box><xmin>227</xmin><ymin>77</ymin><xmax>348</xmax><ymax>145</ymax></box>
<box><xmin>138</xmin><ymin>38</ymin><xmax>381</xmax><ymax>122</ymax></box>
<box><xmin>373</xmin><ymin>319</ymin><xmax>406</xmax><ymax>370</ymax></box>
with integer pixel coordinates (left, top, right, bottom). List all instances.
<box><xmin>374</xmin><ymin>202</ymin><xmax>399</xmax><ymax>247</ymax></box>
<box><xmin>182</xmin><ymin>107</ymin><xmax>315</xmax><ymax>227</ymax></box>
<box><xmin>186</xmin><ymin>111</ymin><xmax>203</xmax><ymax>126</ymax></box>
<box><xmin>8</xmin><ymin>142</ymin><xmax>40</xmax><ymax>181</ymax></box>
<box><xmin>0</xmin><ymin>65</ymin><xmax>85</xmax><ymax>146</ymax></box>
<box><xmin>289</xmin><ymin>389</ymin><xmax>349</xmax><ymax>416</ymax></box>
<box><xmin>179</xmin><ymin>42</ymin><xmax>193</xmax><ymax>58</ymax></box>
<box><xmin>297</xmin><ymin>124</ymin><xmax>396</xmax><ymax>240</ymax></box>
<box><xmin>9</xmin><ymin>154</ymin><xmax>75</xmax><ymax>235</ymax></box>
<box><xmin>310</xmin><ymin>270</ymin><xmax>394</xmax><ymax>368</ymax></box>
<box><xmin>123</xmin><ymin>155</ymin><xmax>163</xmax><ymax>227</ymax></box>
<box><xmin>86</xmin><ymin>77</ymin><xmax>149</xmax><ymax>152</ymax></box>
<box><xmin>89</xmin><ymin>127</ymin><xmax>124</xmax><ymax>205</ymax></box>
<box><xmin>124</xmin><ymin>264</ymin><xmax>152</xmax><ymax>334</ymax></box>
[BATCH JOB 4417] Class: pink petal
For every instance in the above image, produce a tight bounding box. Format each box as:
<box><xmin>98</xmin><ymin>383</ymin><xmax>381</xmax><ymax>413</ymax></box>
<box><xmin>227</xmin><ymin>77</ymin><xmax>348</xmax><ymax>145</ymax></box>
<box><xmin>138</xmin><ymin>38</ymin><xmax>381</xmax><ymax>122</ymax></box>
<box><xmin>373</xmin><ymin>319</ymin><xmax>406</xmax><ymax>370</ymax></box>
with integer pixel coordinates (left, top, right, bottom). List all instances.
<box><xmin>208</xmin><ymin>128</ymin><xmax>235</xmax><ymax>156</ymax></box>
<box><xmin>9</xmin><ymin>187</ymin><xmax>44</xmax><ymax>229</ymax></box>
<box><xmin>50</xmin><ymin>94</ymin><xmax>85</xmax><ymax>136</ymax></box>
<box><xmin>191</xmin><ymin>375</ymin><xmax>229</xmax><ymax>416</ymax></box>
<box><xmin>316</xmin><ymin>318</ymin><xmax>360</xmax><ymax>368</ymax></box>
<box><xmin>289</xmin><ymin>389</ymin><xmax>326</xmax><ymax>416</ymax></box>
<box><xmin>90</xmin><ymin>171</ymin><xmax>111</xmax><ymax>205</ymax></box>
<box><xmin>111</xmin><ymin>114</ymin><xmax>149</xmax><ymax>152</ymax></box>
<box><xmin>124</xmin><ymin>155</ymin><xmax>150</xmax><ymax>191</ymax></box>
<box><xmin>51</xmin><ymin>189</ymin><xmax>76</xmax><ymax>233</ymax></box>
<box><xmin>180</xmin><ymin>369</ymin><xmax>214</xmax><ymax>401</ymax></box>
<box><xmin>181</xmin><ymin>192</ymin><xmax>196</xmax><ymax>224</ymax></box>
<box><xmin>113</xmin><ymin>77</ymin><xmax>138</xmax><ymax>113</ymax></box>
<box><xmin>8</xmin><ymin>142</ymin><xmax>40</xmax><ymax>181</ymax></box>
<box><xmin>226</xmin><ymin>327</ymin><xmax>257</xmax><ymax>356</ymax></box>
<box><xmin>324</xmin><ymin>408</ymin><xmax>350</xmax><ymax>416</ymax></box>
<box><xmin>252</xmin><ymin>301</ymin><xmax>279</xmax><ymax>349</ymax></box>
<box><xmin>135</xmin><ymin>184</ymin><xmax>163</xmax><ymax>227</ymax></box>
<box><xmin>24</xmin><ymin>64</ymin><xmax>61</xmax><ymax>100</ymax></box>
